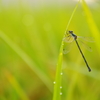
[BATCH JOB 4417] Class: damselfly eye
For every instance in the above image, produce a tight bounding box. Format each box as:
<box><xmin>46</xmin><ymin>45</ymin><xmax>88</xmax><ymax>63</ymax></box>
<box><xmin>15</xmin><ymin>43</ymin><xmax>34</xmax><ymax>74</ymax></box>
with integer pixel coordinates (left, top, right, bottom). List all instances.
<box><xmin>69</xmin><ymin>30</ymin><xmax>73</xmax><ymax>33</ymax></box>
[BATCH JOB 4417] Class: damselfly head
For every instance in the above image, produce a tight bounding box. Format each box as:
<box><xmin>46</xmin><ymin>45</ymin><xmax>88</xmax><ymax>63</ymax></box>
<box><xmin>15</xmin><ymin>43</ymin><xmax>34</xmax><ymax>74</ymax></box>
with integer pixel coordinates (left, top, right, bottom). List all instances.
<box><xmin>69</xmin><ymin>30</ymin><xmax>73</xmax><ymax>34</ymax></box>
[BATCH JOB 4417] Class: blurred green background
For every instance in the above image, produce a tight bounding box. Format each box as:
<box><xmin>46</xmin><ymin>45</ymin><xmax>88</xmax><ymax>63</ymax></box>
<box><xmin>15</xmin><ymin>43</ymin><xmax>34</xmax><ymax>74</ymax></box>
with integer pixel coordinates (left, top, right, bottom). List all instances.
<box><xmin>0</xmin><ymin>0</ymin><xmax>100</xmax><ymax>100</ymax></box>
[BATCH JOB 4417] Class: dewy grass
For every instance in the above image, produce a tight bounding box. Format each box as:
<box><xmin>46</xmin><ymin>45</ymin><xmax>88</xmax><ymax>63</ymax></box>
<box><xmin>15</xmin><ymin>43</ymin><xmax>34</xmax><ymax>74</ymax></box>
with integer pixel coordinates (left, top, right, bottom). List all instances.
<box><xmin>0</xmin><ymin>31</ymin><xmax>53</xmax><ymax>92</ymax></box>
<box><xmin>81</xmin><ymin>0</ymin><xmax>100</xmax><ymax>54</ymax></box>
<box><xmin>53</xmin><ymin>1</ymin><xmax>80</xmax><ymax>100</ymax></box>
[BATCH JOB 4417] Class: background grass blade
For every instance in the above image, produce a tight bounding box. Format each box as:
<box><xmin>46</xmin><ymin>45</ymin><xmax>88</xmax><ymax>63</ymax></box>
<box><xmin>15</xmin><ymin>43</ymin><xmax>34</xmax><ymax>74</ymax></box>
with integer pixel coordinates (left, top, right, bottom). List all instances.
<box><xmin>5</xmin><ymin>70</ymin><xmax>30</xmax><ymax>100</ymax></box>
<box><xmin>53</xmin><ymin>1</ymin><xmax>80</xmax><ymax>100</ymax></box>
<box><xmin>81</xmin><ymin>0</ymin><xmax>100</xmax><ymax>54</ymax></box>
<box><xmin>0</xmin><ymin>31</ymin><xmax>52</xmax><ymax>92</ymax></box>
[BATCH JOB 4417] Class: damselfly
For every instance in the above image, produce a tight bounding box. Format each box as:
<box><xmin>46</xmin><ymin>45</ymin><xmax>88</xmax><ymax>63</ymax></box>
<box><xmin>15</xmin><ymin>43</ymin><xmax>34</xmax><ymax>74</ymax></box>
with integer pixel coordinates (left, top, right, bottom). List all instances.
<box><xmin>63</xmin><ymin>30</ymin><xmax>93</xmax><ymax>72</ymax></box>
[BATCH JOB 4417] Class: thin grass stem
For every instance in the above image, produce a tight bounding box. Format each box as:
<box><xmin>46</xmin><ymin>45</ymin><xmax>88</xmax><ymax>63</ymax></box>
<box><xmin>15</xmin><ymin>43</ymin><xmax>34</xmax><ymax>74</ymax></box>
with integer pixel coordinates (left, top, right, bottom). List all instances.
<box><xmin>53</xmin><ymin>1</ymin><xmax>80</xmax><ymax>100</ymax></box>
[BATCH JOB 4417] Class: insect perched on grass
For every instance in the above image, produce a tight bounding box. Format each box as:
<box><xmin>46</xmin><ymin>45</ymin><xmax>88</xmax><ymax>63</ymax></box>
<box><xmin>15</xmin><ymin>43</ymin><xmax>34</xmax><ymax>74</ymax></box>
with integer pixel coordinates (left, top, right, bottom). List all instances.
<box><xmin>63</xmin><ymin>30</ymin><xmax>93</xmax><ymax>72</ymax></box>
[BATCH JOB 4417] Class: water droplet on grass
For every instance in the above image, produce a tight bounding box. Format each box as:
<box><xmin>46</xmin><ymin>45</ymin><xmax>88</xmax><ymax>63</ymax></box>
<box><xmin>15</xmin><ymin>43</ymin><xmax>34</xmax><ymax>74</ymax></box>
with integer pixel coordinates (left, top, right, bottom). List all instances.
<box><xmin>60</xmin><ymin>92</ymin><xmax>62</xmax><ymax>95</ymax></box>
<box><xmin>60</xmin><ymin>72</ymin><xmax>63</xmax><ymax>75</ymax></box>
<box><xmin>53</xmin><ymin>81</ymin><xmax>56</xmax><ymax>84</ymax></box>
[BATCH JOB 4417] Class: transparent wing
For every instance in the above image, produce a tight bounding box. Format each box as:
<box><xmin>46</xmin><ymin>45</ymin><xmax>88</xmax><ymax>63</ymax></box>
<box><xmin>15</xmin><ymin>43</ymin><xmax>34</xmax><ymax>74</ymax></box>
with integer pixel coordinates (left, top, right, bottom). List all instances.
<box><xmin>63</xmin><ymin>31</ymin><xmax>74</xmax><ymax>43</ymax></box>
<box><xmin>63</xmin><ymin>41</ymin><xmax>74</xmax><ymax>54</ymax></box>
<box><xmin>78</xmin><ymin>39</ymin><xmax>92</xmax><ymax>52</ymax></box>
<box><xmin>77</xmin><ymin>36</ymin><xmax>94</xmax><ymax>42</ymax></box>
<box><xmin>63</xmin><ymin>30</ymin><xmax>75</xmax><ymax>54</ymax></box>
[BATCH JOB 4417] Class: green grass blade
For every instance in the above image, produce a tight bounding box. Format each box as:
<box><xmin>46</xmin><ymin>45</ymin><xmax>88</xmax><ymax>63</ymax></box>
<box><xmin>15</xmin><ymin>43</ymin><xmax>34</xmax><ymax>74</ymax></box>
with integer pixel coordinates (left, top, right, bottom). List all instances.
<box><xmin>5</xmin><ymin>70</ymin><xmax>30</xmax><ymax>100</ymax></box>
<box><xmin>0</xmin><ymin>31</ymin><xmax>52</xmax><ymax>92</ymax></box>
<box><xmin>53</xmin><ymin>1</ymin><xmax>80</xmax><ymax>100</ymax></box>
<box><xmin>81</xmin><ymin>0</ymin><xmax>100</xmax><ymax>53</ymax></box>
<box><xmin>65</xmin><ymin>0</ymin><xmax>81</xmax><ymax>30</ymax></box>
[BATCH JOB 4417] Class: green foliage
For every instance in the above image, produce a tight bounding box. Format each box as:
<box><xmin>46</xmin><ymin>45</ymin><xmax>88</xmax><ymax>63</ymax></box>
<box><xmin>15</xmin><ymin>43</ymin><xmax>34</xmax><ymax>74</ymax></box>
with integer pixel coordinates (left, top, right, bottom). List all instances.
<box><xmin>81</xmin><ymin>0</ymin><xmax>100</xmax><ymax>54</ymax></box>
<box><xmin>0</xmin><ymin>1</ymin><xmax>100</xmax><ymax>100</ymax></box>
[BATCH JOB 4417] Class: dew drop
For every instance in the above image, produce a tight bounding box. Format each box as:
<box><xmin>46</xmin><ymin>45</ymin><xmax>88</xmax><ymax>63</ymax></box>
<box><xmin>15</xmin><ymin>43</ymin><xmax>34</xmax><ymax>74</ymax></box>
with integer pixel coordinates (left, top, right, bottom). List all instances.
<box><xmin>60</xmin><ymin>86</ymin><xmax>62</xmax><ymax>89</ymax></box>
<box><xmin>53</xmin><ymin>81</ymin><xmax>56</xmax><ymax>84</ymax></box>
<box><xmin>60</xmin><ymin>92</ymin><xmax>62</xmax><ymax>95</ymax></box>
<box><xmin>60</xmin><ymin>72</ymin><xmax>63</xmax><ymax>75</ymax></box>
